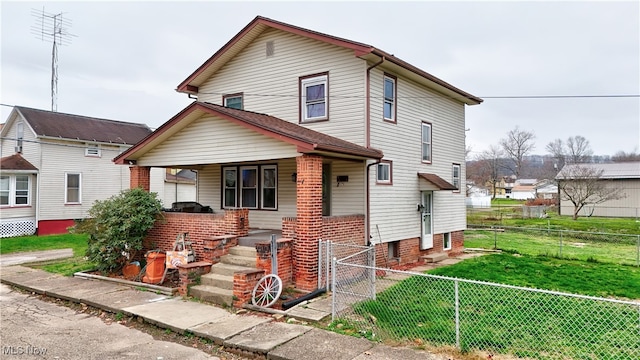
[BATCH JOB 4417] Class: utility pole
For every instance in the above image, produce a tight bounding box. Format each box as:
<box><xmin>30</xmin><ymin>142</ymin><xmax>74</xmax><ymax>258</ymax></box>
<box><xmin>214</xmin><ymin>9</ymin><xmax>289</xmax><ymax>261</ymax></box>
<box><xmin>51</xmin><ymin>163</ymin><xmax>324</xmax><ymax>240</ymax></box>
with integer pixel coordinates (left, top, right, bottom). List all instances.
<box><xmin>32</xmin><ymin>7</ymin><xmax>75</xmax><ymax>112</ymax></box>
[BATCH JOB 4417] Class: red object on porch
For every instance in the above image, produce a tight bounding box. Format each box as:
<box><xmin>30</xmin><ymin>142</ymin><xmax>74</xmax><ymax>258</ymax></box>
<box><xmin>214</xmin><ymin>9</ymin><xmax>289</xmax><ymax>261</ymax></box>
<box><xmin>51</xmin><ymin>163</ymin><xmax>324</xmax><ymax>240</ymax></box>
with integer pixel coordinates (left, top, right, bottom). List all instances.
<box><xmin>142</xmin><ymin>251</ymin><xmax>166</xmax><ymax>284</ymax></box>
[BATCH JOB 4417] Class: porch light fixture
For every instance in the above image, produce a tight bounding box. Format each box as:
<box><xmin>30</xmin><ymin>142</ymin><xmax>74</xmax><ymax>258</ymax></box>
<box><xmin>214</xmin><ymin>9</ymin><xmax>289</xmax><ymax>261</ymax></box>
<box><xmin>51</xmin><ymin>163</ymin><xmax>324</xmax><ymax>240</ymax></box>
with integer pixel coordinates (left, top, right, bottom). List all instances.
<box><xmin>291</xmin><ymin>172</ymin><xmax>297</xmax><ymax>182</ymax></box>
<box><xmin>417</xmin><ymin>203</ymin><xmax>425</xmax><ymax>212</ymax></box>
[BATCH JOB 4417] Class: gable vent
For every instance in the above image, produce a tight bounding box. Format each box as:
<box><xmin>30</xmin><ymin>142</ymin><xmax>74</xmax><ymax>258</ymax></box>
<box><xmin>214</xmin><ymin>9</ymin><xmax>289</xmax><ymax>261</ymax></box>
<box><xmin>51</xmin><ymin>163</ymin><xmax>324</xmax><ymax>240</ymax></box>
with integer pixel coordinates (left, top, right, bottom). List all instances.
<box><xmin>266</xmin><ymin>40</ymin><xmax>274</xmax><ymax>57</ymax></box>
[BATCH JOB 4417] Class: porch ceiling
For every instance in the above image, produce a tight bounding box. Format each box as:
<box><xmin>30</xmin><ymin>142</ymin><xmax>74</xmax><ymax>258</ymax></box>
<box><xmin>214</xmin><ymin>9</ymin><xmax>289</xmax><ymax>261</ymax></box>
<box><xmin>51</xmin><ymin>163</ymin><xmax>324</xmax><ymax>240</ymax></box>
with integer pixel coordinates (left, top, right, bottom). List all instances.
<box><xmin>114</xmin><ymin>102</ymin><xmax>383</xmax><ymax>166</ymax></box>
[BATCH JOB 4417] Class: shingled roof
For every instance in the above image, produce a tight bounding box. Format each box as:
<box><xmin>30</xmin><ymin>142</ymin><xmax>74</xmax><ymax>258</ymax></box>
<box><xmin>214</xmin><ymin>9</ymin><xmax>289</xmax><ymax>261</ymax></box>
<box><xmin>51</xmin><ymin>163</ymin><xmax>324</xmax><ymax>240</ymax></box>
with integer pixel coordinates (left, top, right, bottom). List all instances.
<box><xmin>114</xmin><ymin>101</ymin><xmax>383</xmax><ymax>164</ymax></box>
<box><xmin>15</xmin><ymin>106</ymin><xmax>152</xmax><ymax>145</ymax></box>
<box><xmin>0</xmin><ymin>153</ymin><xmax>38</xmax><ymax>171</ymax></box>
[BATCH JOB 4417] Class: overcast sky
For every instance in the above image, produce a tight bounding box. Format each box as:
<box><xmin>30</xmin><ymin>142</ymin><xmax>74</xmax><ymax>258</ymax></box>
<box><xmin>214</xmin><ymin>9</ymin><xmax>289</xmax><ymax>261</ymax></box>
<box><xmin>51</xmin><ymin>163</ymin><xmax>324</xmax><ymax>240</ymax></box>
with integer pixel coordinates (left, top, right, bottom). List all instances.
<box><xmin>1</xmin><ymin>1</ymin><xmax>639</xmax><ymax>157</ymax></box>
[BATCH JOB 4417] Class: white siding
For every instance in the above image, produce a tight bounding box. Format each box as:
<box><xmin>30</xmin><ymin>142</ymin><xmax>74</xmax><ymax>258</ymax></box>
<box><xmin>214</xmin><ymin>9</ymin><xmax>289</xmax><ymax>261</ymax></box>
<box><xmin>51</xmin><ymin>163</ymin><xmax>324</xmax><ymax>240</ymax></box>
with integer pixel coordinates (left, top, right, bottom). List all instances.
<box><xmin>329</xmin><ymin>160</ymin><xmax>365</xmax><ymax>215</ymax></box>
<box><xmin>560</xmin><ymin>179</ymin><xmax>640</xmax><ymax>218</ymax></box>
<box><xmin>198</xmin><ymin>28</ymin><xmax>367</xmax><ymax>146</ymax></box>
<box><xmin>0</xmin><ymin>113</ymin><xmax>40</xmax><ymax>166</ymax></box>
<box><xmin>38</xmin><ymin>140</ymin><xmax>131</xmax><ymax>221</ymax></box>
<box><xmin>149</xmin><ymin>167</ymin><xmax>167</xmax><ymax>206</ymax></box>
<box><xmin>368</xmin><ymin>67</ymin><xmax>467</xmax><ymax>243</ymax></box>
<box><xmin>0</xmin><ymin>173</ymin><xmax>37</xmax><ymax>220</ymax></box>
<box><xmin>137</xmin><ymin>115</ymin><xmax>299</xmax><ymax>167</ymax></box>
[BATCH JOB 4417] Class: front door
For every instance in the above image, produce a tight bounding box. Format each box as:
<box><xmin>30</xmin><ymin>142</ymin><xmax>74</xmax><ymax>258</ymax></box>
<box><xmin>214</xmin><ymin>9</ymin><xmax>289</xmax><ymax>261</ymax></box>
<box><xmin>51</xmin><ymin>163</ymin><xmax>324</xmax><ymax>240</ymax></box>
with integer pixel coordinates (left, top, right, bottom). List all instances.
<box><xmin>420</xmin><ymin>191</ymin><xmax>433</xmax><ymax>249</ymax></box>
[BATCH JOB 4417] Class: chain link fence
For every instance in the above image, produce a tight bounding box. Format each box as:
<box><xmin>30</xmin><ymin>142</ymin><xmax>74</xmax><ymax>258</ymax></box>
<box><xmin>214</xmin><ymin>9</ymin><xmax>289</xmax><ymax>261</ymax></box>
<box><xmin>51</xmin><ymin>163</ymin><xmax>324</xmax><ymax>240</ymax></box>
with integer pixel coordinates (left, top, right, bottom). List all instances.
<box><xmin>332</xmin><ymin>259</ymin><xmax>640</xmax><ymax>359</ymax></box>
<box><xmin>318</xmin><ymin>239</ymin><xmax>374</xmax><ymax>291</ymax></box>
<box><xmin>465</xmin><ymin>225</ymin><xmax>640</xmax><ymax>266</ymax></box>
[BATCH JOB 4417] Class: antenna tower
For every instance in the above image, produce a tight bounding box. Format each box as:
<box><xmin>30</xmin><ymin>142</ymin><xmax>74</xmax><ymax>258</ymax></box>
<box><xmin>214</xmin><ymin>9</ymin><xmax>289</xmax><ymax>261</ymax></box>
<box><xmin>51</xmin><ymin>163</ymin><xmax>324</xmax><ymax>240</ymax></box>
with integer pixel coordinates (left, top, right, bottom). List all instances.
<box><xmin>31</xmin><ymin>8</ymin><xmax>75</xmax><ymax>112</ymax></box>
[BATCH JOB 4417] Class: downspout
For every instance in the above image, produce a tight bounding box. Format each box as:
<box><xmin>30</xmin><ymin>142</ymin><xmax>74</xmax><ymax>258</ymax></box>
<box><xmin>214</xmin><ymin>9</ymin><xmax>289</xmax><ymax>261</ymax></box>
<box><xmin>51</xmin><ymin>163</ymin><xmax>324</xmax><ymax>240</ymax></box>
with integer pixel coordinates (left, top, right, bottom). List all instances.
<box><xmin>365</xmin><ymin>56</ymin><xmax>385</xmax><ymax>245</ymax></box>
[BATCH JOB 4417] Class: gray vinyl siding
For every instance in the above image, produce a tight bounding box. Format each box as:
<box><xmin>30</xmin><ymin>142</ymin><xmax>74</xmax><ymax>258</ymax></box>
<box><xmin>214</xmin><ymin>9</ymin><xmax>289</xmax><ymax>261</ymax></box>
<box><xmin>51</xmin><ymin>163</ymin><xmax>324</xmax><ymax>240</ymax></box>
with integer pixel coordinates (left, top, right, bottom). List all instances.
<box><xmin>197</xmin><ymin>28</ymin><xmax>367</xmax><ymax>147</ymax></box>
<box><xmin>368</xmin><ymin>67</ymin><xmax>467</xmax><ymax>243</ymax></box>
<box><xmin>136</xmin><ymin>115</ymin><xmax>299</xmax><ymax>167</ymax></box>
<box><xmin>37</xmin><ymin>140</ymin><xmax>131</xmax><ymax>221</ymax></box>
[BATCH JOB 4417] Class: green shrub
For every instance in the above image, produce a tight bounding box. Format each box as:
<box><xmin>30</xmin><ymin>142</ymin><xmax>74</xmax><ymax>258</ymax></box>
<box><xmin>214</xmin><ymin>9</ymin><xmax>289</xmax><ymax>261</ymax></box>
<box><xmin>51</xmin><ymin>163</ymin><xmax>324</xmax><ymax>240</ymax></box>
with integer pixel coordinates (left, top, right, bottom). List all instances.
<box><xmin>73</xmin><ymin>188</ymin><xmax>163</xmax><ymax>274</ymax></box>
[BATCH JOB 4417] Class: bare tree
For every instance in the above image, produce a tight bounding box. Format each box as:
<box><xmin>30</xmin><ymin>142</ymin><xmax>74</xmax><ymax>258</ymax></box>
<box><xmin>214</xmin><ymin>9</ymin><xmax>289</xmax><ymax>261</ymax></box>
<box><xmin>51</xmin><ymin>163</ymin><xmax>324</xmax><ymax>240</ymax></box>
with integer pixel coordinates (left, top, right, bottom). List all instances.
<box><xmin>556</xmin><ymin>164</ymin><xmax>626</xmax><ymax>220</ymax></box>
<box><xmin>566</xmin><ymin>136</ymin><xmax>593</xmax><ymax>164</ymax></box>
<box><xmin>611</xmin><ymin>149</ymin><xmax>640</xmax><ymax>162</ymax></box>
<box><xmin>474</xmin><ymin>145</ymin><xmax>505</xmax><ymax>200</ymax></box>
<box><xmin>545</xmin><ymin>138</ymin><xmax>566</xmax><ymax>174</ymax></box>
<box><xmin>500</xmin><ymin>126</ymin><xmax>535</xmax><ymax>178</ymax></box>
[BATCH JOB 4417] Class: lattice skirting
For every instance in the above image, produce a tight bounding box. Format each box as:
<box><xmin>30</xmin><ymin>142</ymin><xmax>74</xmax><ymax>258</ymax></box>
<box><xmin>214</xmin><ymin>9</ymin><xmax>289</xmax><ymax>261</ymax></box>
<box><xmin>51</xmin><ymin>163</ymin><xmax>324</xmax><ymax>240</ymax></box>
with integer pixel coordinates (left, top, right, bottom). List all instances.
<box><xmin>0</xmin><ymin>218</ymin><xmax>37</xmax><ymax>238</ymax></box>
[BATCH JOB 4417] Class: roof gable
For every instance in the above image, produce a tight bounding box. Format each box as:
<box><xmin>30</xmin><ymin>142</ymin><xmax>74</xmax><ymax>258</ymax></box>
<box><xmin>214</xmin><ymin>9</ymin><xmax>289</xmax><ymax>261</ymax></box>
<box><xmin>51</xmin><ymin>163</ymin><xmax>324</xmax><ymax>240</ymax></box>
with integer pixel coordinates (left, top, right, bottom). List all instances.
<box><xmin>114</xmin><ymin>102</ymin><xmax>383</xmax><ymax>165</ymax></box>
<box><xmin>12</xmin><ymin>106</ymin><xmax>152</xmax><ymax>145</ymax></box>
<box><xmin>557</xmin><ymin>162</ymin><xmax>640</xmax><ymax>180</ymax></box>
<box><xmin>176</xmin><ymin>16</ymin><xmax>482</xmax><ymax>105</ymax></box>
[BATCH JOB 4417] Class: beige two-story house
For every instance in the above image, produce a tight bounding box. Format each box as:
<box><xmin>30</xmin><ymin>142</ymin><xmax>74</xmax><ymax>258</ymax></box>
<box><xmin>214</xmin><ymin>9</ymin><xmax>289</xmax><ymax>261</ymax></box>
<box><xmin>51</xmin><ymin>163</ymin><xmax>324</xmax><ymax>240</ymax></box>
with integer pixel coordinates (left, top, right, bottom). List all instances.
<box><xmin>115</xmin><ymin>16</ymin><xmax>482</xmax><ymax>289</ymax></box>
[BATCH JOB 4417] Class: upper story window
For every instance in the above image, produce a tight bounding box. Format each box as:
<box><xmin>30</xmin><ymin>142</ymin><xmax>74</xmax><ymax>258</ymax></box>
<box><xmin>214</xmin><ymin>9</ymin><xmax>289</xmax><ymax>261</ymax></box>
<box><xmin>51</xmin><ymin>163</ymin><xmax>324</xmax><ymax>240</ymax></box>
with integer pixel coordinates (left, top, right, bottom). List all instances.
<box><xmin>85</xmin><ymin>144</ymin><xmax>101</xmax><ymax>157</ymax></box>
<box><xmin>422</xmin><ymin>122</ymin><xmax>432</xmax><ymax>163</ymax></box>
<box><xmin>383</xmin><ymin>74</ymin><xmax>396</xmax><ymax>122</ymax></box>
<box><xmin>16</xmin><ymin>122</ymin><xmax>24</xmax><ymax>153</ymax></box>
<box><xmin>1</xmin><ymin>175</ymin><xmax>30</xmax><ymax>207</ymax></box>
<box><xmin>223</xmin><ymin>93</ymin><xmax>243</xmax><ymax>110</ymax></box>
<box><xmin>300</xmin><ymin>73</ymin><xmax>328</xmax><ymax>122</ymax></box>
<box><xmin>65</xmin><ymin>173</ymin><xmax>82</xmax><ymax>204</ymax></box>
<box><xmin>376</xmin><ymin>160</ymin><xmax>392</xmax><ymax>184</ymax></box>
<box><xmin>452</xmin><ymin>163</ymin><xmax>461</xmax><ymax>191</ymax></box>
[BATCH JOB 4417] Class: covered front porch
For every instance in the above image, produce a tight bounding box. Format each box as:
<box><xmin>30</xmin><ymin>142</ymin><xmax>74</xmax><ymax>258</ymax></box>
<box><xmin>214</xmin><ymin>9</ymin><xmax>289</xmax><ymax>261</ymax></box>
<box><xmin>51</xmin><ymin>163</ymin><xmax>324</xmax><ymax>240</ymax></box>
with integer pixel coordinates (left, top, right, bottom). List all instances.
<box><xmin>116</xmin><ymin>102</ymin><xmax>382</xmax><ymax>291</ymax></box>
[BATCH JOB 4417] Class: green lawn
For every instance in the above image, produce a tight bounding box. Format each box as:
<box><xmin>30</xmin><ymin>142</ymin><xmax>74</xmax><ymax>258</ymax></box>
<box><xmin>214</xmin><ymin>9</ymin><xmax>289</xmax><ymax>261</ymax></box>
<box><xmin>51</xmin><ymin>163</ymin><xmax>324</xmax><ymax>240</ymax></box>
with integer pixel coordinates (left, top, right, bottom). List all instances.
<box><xmin>0</xmin><ymin>233</ymin><xmax>95</xmax><ymax>276</ymax></box>
<box><xmin>342</xmin><ymin>254</ymin><xmax>639</xmax><ymax>359</ymax></box>
<box><xmin>464</xmin><ymin>229</ymin><xmax>639</xmax><ymax>266</ymax></box>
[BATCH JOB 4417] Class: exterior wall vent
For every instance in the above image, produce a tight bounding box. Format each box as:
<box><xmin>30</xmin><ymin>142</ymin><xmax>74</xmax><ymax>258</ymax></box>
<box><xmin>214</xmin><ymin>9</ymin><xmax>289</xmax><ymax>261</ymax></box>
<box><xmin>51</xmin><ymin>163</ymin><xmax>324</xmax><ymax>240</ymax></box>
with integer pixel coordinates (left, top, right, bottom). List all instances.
<box><xmin>266</xmin><ymin>40</ymin><xmax>274</xmax><ymax>57</ymax></box>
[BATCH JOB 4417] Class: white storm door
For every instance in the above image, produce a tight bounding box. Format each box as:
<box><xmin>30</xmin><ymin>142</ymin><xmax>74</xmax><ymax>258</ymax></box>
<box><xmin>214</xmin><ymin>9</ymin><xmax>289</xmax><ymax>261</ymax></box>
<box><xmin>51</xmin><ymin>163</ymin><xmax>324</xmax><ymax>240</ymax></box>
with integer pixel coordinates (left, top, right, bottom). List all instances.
<box><xmin>421</xmin><ymin>191</ymin><xmax>433</xmax><ymax>250</ymax></box>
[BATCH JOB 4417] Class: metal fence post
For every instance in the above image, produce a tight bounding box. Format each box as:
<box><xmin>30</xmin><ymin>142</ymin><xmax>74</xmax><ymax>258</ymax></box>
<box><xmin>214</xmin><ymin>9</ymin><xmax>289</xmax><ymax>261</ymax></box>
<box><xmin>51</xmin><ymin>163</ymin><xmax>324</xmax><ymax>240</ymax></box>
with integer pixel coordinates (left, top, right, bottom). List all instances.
<box><xmin>331</xmin><ymin>256</ymin><xmax>337</xmax><ymax>322</ymax></box>
<box><xmin>270</xmin><ymin>234</ymin><xmax>277</xmax><ymax>275</ymax></box>
<box><xmin>326</xmin><ymin>240</ymin><xmax>332</xmax><ymax>290</ymax></box>
<box><xmin>455</xmin><ymin>280</ymin><xmax>460</xmax><ymax>349</ymax></box>
<box><xmin>636</xmin><ymin>235</ymin><xmax>639</xmax><ymax>267</ymax></box>
<box><xmin>559</xmin><ymin>231</ymin><xmax>563</xmax><ymax>258</ymax></box>
<box><xmin>369</xmin><ymin>244</ymin><xmax>376</xmax><ymax>300</ymax></box>
<box><xmin>318</xmin><ymin>239</ymin><xmax>323</xmax><ymax>289</ymax></box>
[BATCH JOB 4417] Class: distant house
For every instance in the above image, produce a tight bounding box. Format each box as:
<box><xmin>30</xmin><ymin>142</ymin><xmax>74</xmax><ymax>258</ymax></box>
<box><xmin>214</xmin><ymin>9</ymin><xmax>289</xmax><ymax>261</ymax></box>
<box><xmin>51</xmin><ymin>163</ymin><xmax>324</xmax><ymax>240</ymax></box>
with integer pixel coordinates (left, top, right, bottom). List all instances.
<box><xmin>152</xmin><ymin>168</ymin><xmax>198</xmax><ymax>207</ymax></box>
<box><xmin>113</xmin><ymin>15</ymin><xmax>482</xmax><ymax>288</ymax></box>
<box><xmin>534</xmin><ymin>180</ymin><xmax>558</xmax><ymax>200</ymax></box>
<box><xmin>0</xmin><ymin>106</ymin><xmax>161</xmax><ymax>237</ymax></box>
<box><xmin>556</xmin><ymin>162</ymin><xmax>640</xmax><ymax>218</ymax></box>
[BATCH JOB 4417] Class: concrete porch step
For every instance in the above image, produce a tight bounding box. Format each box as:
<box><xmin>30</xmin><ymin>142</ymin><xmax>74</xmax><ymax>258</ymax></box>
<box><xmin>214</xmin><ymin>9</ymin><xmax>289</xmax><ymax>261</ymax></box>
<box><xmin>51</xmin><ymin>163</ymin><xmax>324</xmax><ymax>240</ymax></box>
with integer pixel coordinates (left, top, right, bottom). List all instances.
<box><xmin>188</xmin><ymin>285</ymin><xmax>234</xmax><ymax>307</ymax></box>
<box><xmin>200</xmin><ymin>272</ymin><xmax>234</xmax><ymax>290</ymax></box>
<box><xmin>221</xmin><ymin>254</ymin><xmax>256</xmax><ymax>268</ymax></box>
<box><xmin>209</xmin><ymin>263</ymin><xmax>254</xmax><ymax>277</ymax></box>
<box><xmin>421</xmin><ymin>253</ymin><xmax>449</xmax><ymax>263</ymax></box>
<box><xmin>228</xmin><ymin>246</ymin><xmax>257</xmax><ymax>258</ymax></box>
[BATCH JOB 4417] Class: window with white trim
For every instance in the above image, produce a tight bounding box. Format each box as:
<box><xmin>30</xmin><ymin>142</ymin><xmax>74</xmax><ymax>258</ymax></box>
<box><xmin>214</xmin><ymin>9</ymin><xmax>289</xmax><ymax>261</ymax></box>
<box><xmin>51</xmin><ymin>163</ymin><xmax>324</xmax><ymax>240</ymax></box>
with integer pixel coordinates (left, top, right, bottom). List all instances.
<box><xmin>383</xmin><ymin>75</ymin><xmax>396</xmax><ymax>122</ymax></box>
<box><xmin>65</xmin><ymin>173</ymin><xmax>82</xmax><ymax>204</ymax></box>
<box><xmin>300</xmin><ymin>74</ymin><xmax>328</xmax><ymax>122</ymax></box>
<box><xmin>85</xmin><ymin>144</ymin><xmax>101</xmax><ymax>157</ymax></box>
<box><xmin>240</xmin><ymin>166</ymin><xmax>258</xmax><ymax>209</ymax></box>
<box><xmin>443</xmin><ymin>232</ymin><xmax>452</xmax><ymax>250</ymax></box>
<box><xmin>223</xmin><ymin>168</ymin><xmax>237</xmax><ymax>208</ymax></box>
<box><xmin>16</xmin><ymin>122</ymin><xmax>24</xmax><ymax>153</ymax></box>
<box><xmin>261</xmin><ymin>166</ymin><xmax>277</xmax><ymax>209</ymax></box>
<box><xmin>223</xmin><ymin>165</ymin><xmax>278</xmax><ymax>210</ymax></box>
<box><xmin>376</xmin><ymin>161</ymin><xmax>392</xmax><ymax>184</ymax></box>
<box><xmin>223</xmin><ymin>93</ymin><xmax>243</xmax><ymax>110</ymax></box>
<box><xmin>422</xmin><ymin>122</ymin><xmax>432</xmax><ymax>163</ymax></box>
<box><xmin>452</xmin><ymin>164</ymin><xmax>461</xmax><ymax>191</ymax></box>
<box><xmin>0</xmin><ymin>175</ymin><xmax>30</xmax><ymax>207</ymax></box>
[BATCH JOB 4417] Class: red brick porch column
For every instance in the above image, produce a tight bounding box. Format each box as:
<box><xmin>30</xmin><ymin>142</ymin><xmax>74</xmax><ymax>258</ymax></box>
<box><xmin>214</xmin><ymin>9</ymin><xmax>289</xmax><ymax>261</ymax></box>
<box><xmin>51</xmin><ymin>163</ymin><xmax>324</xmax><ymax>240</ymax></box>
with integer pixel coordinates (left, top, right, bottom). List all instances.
<box><xmin>294</xmin><ymin>154</ymin><xmax>323</xmax><ymax>290</ymax></box>
<box><xmin>130</xmin><ymin>166</ymin><xmax>151</xmax><ymax>191</ymax></box>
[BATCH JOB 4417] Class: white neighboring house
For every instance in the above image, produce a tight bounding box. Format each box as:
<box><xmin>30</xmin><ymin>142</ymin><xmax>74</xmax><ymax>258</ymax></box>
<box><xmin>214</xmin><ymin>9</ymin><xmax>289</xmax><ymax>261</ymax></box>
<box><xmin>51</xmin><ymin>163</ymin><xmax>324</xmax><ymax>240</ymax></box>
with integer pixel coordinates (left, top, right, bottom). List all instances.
<box><xmin>0</xmin><ymin>106</ymin><xmax>163</xmax><ymax>237</ymax></box>
<box><xmin>150</xmin><ymin>168</ymin><xmax>198</xmax><ymax>208</ymax></box>
<box><xmin>556</xmin><ymin>162</ymin><xmax>640</xmax><ymax>218</ymax></box>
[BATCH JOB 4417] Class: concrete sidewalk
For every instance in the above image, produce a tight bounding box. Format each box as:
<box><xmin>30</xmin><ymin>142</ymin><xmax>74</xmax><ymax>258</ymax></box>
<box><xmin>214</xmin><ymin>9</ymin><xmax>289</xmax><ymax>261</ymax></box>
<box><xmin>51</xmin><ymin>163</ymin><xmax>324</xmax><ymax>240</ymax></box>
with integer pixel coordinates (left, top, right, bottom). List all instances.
<box><xmin>0</xmin><ymin>248</ymin><xmax>74</xmax><ymax>266</ymax></box>
<box><xmin>0</xmin><ymin>265</ymin><xmax>442</xmax><ymax>360</ymax></box>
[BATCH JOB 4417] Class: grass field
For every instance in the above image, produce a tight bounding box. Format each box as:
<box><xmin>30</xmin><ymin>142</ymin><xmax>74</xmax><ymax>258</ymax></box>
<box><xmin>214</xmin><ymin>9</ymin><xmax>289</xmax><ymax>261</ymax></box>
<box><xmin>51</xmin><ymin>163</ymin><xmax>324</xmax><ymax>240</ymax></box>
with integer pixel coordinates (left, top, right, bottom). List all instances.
<box><xmin>343</xmin><ymin>254</ymin><xmax>639</xmax><ymax>359</ymax></box>
<box><xmin>0</xmin><ymin>233</ymin><xmax>94</xmax><ymax>276</ymax></box>
<box><xmin>464</xmin><ymin>229</ymin><xmax>639</xmax><ymax>266</ymax></box>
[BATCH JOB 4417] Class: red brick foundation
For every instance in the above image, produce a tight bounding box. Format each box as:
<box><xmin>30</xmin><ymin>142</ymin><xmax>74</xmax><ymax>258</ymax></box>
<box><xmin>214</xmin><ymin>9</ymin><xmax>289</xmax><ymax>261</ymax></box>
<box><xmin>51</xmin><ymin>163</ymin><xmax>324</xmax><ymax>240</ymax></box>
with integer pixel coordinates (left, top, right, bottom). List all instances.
<box><xmin>144</xmin><ymin>209</ymin><xmax>248</xmax><ymax>262</ymax></box>
<box><xmin>374</xmin><ymin>230</ymin><xmax>465</xmax><ymax>269</ymax></box>
<box><xmin>232</xmin><ymin>269</ymin><xmax>265</xmax><ymax>308</ymax></box>
<box><xmin>255</xmin><ymin>239</ymin><xmax>293</xmax><ymax>286</ymax></box>
<box><xmin>176</xmin><ymin>261</ymin><xmax>212</xmax><ymax>296</ymax></box>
